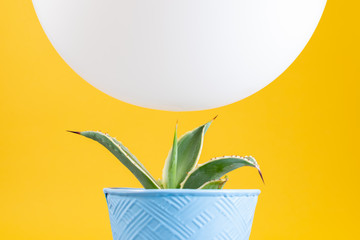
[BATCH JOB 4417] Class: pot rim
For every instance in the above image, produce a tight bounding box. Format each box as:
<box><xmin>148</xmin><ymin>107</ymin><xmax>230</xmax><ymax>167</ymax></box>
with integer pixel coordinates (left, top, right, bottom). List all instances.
<box><xmin>104</xmin><ymin>188</ymin><xmax>260</xmax><ymax>197</ymax></box>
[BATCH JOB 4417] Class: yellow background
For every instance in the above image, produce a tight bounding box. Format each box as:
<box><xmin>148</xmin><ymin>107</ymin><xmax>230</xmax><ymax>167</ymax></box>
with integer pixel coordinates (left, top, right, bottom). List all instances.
<box><xmin>1</xmin><ymin>1</ymin><xmax>359</xmax><ymax>239</ymax></box>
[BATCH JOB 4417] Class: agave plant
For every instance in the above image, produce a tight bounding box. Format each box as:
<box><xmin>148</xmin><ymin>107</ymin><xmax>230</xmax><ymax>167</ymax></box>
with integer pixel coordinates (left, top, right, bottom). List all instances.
<box><xmin>68</xmin><ymin>117</ymin><xmax>263</xmax><ymax>189</ymax></box>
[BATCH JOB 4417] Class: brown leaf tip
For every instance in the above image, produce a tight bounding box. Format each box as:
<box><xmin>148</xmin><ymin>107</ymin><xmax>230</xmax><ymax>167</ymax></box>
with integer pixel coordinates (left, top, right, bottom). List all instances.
<box><xmin>67</xmin><ymin>130</ymin><xmax>81</xmax><ymax>135</ymax></box>
<box><xmin>258</xmin><ymin>170</ymin><xmax>265</xmax><ymax>184</ymax></box>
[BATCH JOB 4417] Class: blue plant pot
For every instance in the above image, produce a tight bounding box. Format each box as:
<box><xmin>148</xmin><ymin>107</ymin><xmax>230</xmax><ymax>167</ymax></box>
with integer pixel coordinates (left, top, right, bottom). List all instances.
<box><xmin>104</xmin><ymin>188</ymin><xmax>260</xmax><ymax>240</ymax></box>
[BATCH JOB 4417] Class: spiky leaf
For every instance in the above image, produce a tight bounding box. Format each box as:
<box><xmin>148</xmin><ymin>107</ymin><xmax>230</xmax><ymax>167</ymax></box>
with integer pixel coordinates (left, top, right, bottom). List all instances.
<box><xmin>198</xmin><ymin>176</ymin><xmax>228</xmax><ymax>189</ymax></box>
<box><xmin>181</xmin><ymin>156</ymin><xmax>263</xmax><ymax>189</ymax></box>
<box><xmin>162</xmin><ymin>125</ymin><xmax>178</xmax><ymax>188</ymax></box>
<box><xmin>69</xmin><ymin>131</ymin><xmax>161</xmax><ymax>189</ymax></box>
<box><xmin>164</xmin><ymin>117</ymin><xmax>215</xmax><ymax>188</ymax></box>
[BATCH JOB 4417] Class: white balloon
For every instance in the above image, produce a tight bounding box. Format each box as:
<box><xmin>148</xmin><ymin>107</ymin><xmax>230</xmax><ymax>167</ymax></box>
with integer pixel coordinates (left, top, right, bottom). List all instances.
<box><xmin>33</xmin><ymin>0</ymin><xmax>326</xmax><ymax>111</ymax></box>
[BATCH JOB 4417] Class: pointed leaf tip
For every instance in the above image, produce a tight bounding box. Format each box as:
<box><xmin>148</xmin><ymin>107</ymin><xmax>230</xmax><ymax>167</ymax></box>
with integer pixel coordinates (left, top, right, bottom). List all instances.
<box><xmin>259</xmin><ymin>170</ymin><xmax>265</xmax><ymax>184</ymax></box>
<box><xmin>67</xmin><ymin>130</ymin><xmax>81</xmax><ymax>134</ymax></box>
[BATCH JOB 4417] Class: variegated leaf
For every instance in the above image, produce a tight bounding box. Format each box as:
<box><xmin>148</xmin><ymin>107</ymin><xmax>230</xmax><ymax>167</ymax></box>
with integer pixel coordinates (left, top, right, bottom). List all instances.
<box><xmin>198</xmin><ymin>176</ymin><xmax>228</xmax><ymax>189</ymax></box>
<box><xmin>162</xmin><ymin>124</ymin><xmax>178</xmax><ymax>188</ymax></box>
<box><xmin>164</xmin><ymin>117</ymin><xmax>216</xmax><ymax>188</ymax></box>
<box><xmin>69</xmin><ymin>131</ymin><xmax>161</xmax><ymax>189</ymax></box>
<box><xmin>181</xmin><ymin>156</ymin><xmax>263</xmax><ymax>189</ymax></box>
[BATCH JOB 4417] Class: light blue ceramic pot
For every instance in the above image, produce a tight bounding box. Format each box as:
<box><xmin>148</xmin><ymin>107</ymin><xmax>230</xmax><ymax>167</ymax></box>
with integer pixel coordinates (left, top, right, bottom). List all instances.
<box><xmin>104</xmin><ymin>188</ymin><xmax>260</xmax><ymax>240</ymax></box>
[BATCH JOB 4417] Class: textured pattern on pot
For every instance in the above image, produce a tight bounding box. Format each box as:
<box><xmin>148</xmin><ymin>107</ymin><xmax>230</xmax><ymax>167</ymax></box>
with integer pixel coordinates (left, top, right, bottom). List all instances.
<box><xmin>104</xmin><ymin>188</ymin><xmax>260</xmax><ymax>240</ymax></box>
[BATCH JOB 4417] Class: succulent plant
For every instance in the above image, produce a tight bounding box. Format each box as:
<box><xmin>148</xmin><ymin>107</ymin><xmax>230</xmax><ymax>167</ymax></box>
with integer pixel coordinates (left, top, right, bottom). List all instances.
<box><xmin>68</xmin><ymin>117</ymin><xmax>263</xmax><ymax>189</ymax></box>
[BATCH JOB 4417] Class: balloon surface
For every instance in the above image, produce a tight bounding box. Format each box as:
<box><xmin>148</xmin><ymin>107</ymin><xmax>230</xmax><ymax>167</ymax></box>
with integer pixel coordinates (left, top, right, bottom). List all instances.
<box><xmin>32</xmin><ymin>0</ymin><xmax>326</xmax><ymax>111</ymax></box>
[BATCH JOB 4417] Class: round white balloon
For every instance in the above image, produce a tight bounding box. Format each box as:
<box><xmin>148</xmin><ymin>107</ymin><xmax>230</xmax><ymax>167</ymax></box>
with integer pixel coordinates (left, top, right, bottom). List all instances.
<box><xmin>33</xmin><ymin>0</ymin><xmax>326</xmax><ymax>111</ymax></box>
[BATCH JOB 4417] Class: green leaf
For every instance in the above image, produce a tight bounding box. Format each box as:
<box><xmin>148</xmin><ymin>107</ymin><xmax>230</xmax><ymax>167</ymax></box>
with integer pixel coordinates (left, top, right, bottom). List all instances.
<box><xmin>181</xmin><ymin>156</ymin><xmax>263</xmax><ymax>189</ymax></box>
<box><xmin>198</xmin><ymin>176</ymin><xmax>228</xmax><ymax>189</ymax></box>
<box><xmin>156</xmin><ymin>179</ymin><xmax>164</xmax><ymax>189</ymax></box>
<box><xmin>69</xmin><ymin>131</ymin><xmax>161</xmax><ymax>189</ymax></box>
<box><xmin>162</xmin><ymin>124</ymin><xmax>178</xmax><ymax>189</ymax></box>
<box><xmin>165</xmin><ymin>117</ymin><xmax>216</xmax><ymax>188</ymax></box>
